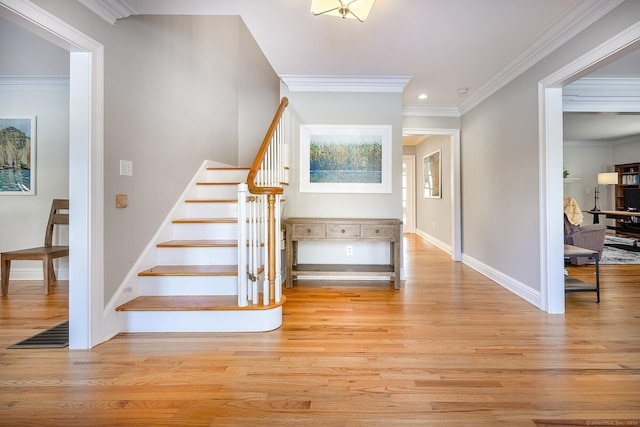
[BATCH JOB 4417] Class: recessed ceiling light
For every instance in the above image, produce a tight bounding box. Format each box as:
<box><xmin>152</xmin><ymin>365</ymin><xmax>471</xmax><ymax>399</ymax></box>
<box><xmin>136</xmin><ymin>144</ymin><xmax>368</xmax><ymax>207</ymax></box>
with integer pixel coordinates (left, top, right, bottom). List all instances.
<box><xmin>418</xmin><ymin>94</ymin><xmax>428</xmax><ymax>100</ymax></box>
<box><xmin>457</xmin><ymin>88</ymin><xmax>469</xmax><ymax>94</ymax></box>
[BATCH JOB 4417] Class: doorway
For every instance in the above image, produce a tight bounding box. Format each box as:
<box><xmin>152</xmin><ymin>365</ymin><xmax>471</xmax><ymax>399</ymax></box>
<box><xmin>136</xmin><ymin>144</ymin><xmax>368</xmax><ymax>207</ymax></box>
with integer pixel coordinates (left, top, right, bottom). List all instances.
<box><xmin>539</xmin><ymin>24</ymin><xmax>640</xmax><ymax>313</ymax></box>
<box><xmin>1</xmin><ymin>0</ymin><xmax>105</xmax><ymax>348</ymax></box>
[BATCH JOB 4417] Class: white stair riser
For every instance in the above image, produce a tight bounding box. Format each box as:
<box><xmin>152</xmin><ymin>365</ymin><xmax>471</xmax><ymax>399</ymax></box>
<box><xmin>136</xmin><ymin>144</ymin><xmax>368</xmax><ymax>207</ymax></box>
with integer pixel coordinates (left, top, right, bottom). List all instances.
<box><xmin>186</xmin><ymin>202</ymin><xmax>238</xmax><ymax>218</ymax></box>
<box><xmin>197</xmin><ymin>184</ymin><xmax>238</xmax><ymax>199</ymax></box>
<box><xmin>205</xmin><ymin>169</ymin><xmax>248</xmax><ymax>182</ymax></box>
<box><xmin>139</xmin><ymin>275</ymin><xmax>237</xmax><ymax>296</ymax></box>
<box><xmin>119</xmin><ymin>306</ymin><xmax>282</xmax><ymax>332</ymax></box>
<box><xmin>157</xmin><ymin>246</ymin><xmax>238</xmax><ymax>265</ymax></box>
<box><xmin>172</xmin><ymin>222</ymin><xmax>238</xmax><ymax>240</ymax></box>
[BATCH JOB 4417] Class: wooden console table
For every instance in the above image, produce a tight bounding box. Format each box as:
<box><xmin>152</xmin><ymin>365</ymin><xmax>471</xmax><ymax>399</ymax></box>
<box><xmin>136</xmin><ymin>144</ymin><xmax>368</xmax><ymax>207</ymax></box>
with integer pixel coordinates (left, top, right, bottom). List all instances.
<box><xmin>284</xmin><ymin>218</ymin><xmax>402</xmax><ymax>289</ymax></box>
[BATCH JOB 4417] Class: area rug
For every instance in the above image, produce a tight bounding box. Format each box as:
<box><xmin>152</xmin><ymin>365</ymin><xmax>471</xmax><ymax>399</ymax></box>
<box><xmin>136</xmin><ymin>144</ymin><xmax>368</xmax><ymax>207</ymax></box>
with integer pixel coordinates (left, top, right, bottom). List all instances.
<box><xmin>601</xmin><ymin>235</ymin><xmax>640</xmax><ymax>265</ymax></box>
<box><xmin>7</xmin><ymin>321</ymin><xmax>69</xmax><ymax>349</ymax></box>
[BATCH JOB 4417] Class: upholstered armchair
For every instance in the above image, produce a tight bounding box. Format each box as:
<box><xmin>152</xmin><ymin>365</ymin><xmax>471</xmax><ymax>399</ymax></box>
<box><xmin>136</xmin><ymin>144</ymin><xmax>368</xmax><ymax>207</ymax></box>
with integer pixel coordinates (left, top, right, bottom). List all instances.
<box><xmin>564</xmin><ymin>214</ymin><xmax>606</xmax><ymax>265</ymax></box>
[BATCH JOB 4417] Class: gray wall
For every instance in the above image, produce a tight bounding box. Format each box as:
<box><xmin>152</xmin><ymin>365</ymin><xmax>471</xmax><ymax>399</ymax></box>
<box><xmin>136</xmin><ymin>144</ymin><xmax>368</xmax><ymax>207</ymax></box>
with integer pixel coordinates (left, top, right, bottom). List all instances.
<box><xmin>0</xmin><ymin>16</ymin><xmax>70</xmax><ymax>280</ymax></box>
<box><xmin>415</xmin><ymin>135</ymin><xmax>451</xmax><ymax>244</ymax></box>
<box><xmin>19</xmin><ymin>2</ymin><xmax>280</xmax><ymax>302</ymax></box>
<box><xmin>281</xmin><ymin>88</ymin><xmax>403</xmax><ymax>265</ymax></box>
<box><xmin>461</xmin><ymin>1</ymin><xmax>640</xmax><ymax>292</ymax></box>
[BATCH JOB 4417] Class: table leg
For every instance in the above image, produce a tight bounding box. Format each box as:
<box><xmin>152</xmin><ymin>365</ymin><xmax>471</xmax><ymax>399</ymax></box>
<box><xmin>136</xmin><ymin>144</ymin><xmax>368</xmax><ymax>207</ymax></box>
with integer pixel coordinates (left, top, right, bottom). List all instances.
<box><xmin>595</xmin><ymin>253</ymin><xmax>600</xmax><ymax>303</ymax></box>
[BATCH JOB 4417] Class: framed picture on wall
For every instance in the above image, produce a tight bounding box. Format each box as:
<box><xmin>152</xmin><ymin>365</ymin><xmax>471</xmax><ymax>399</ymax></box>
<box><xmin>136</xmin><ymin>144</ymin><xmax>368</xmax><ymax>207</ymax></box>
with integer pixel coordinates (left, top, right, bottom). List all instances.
<box><xmin>0</xmin><ymin>116</ymin><xmax>36</xmax><ymax>195</ymax></box>
<box><xmin>299</xmin><ymin>124</ymin><xmax>392</xmax><ymax>193</ymax></box>
<box><xmin>423</xmin><ymin>149</ymin><xmax>441</xmax><ymax>198</ymax></box>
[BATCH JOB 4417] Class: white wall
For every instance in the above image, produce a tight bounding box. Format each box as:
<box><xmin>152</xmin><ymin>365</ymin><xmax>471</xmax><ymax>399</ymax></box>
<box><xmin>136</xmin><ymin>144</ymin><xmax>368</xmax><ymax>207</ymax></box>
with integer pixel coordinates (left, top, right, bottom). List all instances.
<box><xmin>0</xmin><ymin>16</ymin><xmax>69</xmax><ymax>281</ymax></box>
<box><xmin>563</xmin><ymin>142</ymin><xmax>615</xmax><ymax>212</ymax></box>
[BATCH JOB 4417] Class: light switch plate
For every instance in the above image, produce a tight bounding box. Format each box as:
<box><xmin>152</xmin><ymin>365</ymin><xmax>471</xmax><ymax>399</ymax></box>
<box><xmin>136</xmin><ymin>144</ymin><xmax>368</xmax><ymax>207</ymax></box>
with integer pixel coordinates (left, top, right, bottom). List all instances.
<box><xmin>120</xmin><ymin>160</ymin><xmax>133</xmax><ymax>176</ymax></box>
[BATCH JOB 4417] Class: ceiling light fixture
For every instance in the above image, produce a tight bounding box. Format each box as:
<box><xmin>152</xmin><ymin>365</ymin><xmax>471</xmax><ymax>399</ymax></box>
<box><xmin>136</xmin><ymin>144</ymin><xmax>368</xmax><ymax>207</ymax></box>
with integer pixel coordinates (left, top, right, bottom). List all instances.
<box><xmin>418</xmin><ymin>94</ymin><xmax>428</xmax><ymax>100</ymax></box>
<box><xmin>311</xmin><ymin>0</ymin><xmax>376</xmax><ymax>22</ymax></box>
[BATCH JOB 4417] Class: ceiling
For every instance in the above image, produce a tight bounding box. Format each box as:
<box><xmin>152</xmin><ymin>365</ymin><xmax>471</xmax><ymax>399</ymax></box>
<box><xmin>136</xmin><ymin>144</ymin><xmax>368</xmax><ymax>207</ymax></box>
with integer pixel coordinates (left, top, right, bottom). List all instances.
<box><xmin>4</xmin><ymin>0</ymin><xmax>638</xmax><ymax>143</ymax></box>
<box><xmin>79</xmin><ymin>0</ymin><xmax>628</xmax><ymax>111</ymax></box>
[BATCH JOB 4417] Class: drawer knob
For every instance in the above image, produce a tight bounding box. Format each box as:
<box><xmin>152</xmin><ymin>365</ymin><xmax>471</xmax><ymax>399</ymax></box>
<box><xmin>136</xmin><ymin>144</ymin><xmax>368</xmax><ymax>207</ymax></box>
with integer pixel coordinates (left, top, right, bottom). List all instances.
<box><xmin>375</xmin><ymin>229</ymin><xmax>380</xmax><ymax>234</ymax></box>
<box><xmin>341</xmin><ymin>229</ymin><xmax>345</xmax><ymax>233</ymax></box>
<box><xmin>307</xmin><ymin>228</ymin><xmax>311</xmax><ymax>233</ymax></box>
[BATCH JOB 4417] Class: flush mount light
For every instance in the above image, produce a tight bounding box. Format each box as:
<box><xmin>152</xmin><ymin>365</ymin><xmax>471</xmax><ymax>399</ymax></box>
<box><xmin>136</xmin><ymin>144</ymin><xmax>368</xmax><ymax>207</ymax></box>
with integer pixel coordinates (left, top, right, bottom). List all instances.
<box><xmin>311</xmin><ymin>0</ymin><xmax>376</xmax><ymax>22</ymax></box>
<box><xmin>418</xmin><ymin>94</ymin><xmax>428</xmax><ymax>100</ymax></box>
<box><xmin>457</xmin><ymin>88</ymin><xmax>469</xmax><ymax>95</ymax></box>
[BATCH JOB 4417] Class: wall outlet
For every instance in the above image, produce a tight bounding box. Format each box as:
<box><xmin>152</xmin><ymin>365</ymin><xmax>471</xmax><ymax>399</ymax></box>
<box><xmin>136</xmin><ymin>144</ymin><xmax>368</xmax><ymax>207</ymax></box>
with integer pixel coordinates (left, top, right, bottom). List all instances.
<box><xmin>346</xmin><ymin>245</ymin><xmax>353</xmax><ymax>256</ymax></box>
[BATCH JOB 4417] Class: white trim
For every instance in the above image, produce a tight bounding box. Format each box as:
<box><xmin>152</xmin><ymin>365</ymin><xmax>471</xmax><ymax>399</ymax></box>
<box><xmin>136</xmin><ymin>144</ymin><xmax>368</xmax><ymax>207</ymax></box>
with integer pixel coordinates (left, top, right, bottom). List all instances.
<box><xmin>0</xmin><ymin>0</ymin><xmax>106</xmax><ymax>349</ymax></box>
<box><xmin>415</xmin><ymin>228</ymin><xmax>451</xmax><ymax>256</ymax></box>
<box><xmin>563</xmin><ymin>78</ymin><xmax>640</xmax><ymax>112</ymax></box>
<box><xmin>403</xmin><ymin>105</ymin><xmax>460</xmax><ymax>118</ymax></box>
<box><xmin>402</xmin><ymin>155</ymin><xmax>416</xmax><ymax>234</ymax></box>
<box><xmin>0</xmin><ymin>75</ymin><xmax>69</xmax><ymax>89</ymax></box>
<box><xmin>402</xmin><ymin>128</ymin><xmax>461</xmax><ymax>261</ymax></box>
<box><xmin>462</xmin><ymin>254</ymin><xmax>542</xmax><ymax>309</ymax></box>
<box><xmin>539</xmin><ymin>20</ymin><xmax>640</xmax><ymax>314</ymax></box>
<box><xmin>280</xmin><ymin>75</ymin><xmax>411</xmax><ymax>93</ymax></box>
<box><xmin>77</xmin><ymin>0</ymin><xmax>137</xmax><ymax>25</ymax></box>
<box><xmin>459</xmin><ymin>0</ymin><xmax>625</xmax><ymax>115</ymax></box>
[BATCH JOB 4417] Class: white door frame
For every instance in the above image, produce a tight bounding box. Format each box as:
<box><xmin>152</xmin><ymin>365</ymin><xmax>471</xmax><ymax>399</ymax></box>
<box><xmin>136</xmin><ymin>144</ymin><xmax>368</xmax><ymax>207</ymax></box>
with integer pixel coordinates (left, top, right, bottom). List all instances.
<box><xmin>539</xmin><ymin>22</ymin><xmax>640</xmax><ymax>314</ymax></box>
<box><xmin>402</xmin><ymin>128</ymin><xmax>461</xmax><ymax>261</ymax></box>
<box><xmin>1</xmin><ymin>0</ymin><xmax>105</xmax><ymax>348</ymax></box>
<box><xmin>402</xmin><ymin>155</ymin><xmax>416</xmax><ymax>234</ymax></box>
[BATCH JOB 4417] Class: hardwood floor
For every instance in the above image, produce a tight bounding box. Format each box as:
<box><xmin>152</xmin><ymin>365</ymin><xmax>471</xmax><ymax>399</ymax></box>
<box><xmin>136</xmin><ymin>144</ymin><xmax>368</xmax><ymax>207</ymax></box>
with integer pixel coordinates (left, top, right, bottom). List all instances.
<box><xmin>1</xmin><ymin>234</ymin><xmax>639</xmax><ymax>426</ymax></box>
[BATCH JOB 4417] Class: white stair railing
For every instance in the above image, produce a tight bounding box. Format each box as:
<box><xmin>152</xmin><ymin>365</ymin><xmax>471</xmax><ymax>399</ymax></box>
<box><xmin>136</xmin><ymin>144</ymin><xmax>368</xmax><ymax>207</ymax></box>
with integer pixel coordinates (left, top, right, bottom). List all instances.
<box><xmin>237</xmin><ymin>97</ymin><xmax>289</xmax><ymax>307</ymax></box>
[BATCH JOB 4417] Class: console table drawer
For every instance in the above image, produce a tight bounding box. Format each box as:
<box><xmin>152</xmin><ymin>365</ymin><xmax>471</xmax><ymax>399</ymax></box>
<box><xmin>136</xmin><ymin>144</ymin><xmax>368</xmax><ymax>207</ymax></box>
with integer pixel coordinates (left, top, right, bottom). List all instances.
<box><xmin>361</xmin><ymin>224</ymin><xmax>395</xmax><ymax>239</ymax></box>
<box><xmin>327</xmin><ymin>224</ymin><xmax>360</xmax><ymax>239</ymax></box>
<box><xmin>291</xmin><ymin>224</ymin><xmax>326</xmax><ymax>239</ymax></box>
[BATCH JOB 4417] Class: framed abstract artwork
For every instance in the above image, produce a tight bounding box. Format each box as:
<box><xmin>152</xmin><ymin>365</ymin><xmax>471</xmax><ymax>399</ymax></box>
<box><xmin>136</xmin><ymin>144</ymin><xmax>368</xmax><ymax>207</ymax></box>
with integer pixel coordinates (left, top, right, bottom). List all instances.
<box><xmin>299</xmin><ymin>124</ymin><xmax>392</xmax><ymax>193</ymax></box>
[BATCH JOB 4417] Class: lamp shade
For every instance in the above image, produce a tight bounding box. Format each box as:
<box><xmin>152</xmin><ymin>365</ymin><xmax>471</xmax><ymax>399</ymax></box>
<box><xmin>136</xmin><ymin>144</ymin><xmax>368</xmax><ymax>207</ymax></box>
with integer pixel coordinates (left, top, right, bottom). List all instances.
<box><xmin>311</xmin><ymin>0</ymin><xmax>376</xmax><ymax>22</ymax></box>
<box><xmin>597</xmin><ymin>172</ymin><xmax>618</xmax><ymax>185</ymax></box>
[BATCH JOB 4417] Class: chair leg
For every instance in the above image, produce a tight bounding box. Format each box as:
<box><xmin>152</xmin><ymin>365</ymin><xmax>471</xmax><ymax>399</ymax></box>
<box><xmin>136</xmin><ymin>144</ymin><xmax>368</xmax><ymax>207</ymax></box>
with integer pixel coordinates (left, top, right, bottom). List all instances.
<box><xmin>1</xmin><ymin>257</ymin><xmax>10</xmax><ymax>296</ymax></box>
<box><xmin>43</xmin><ymin>258</ymin><xmax>51</xmax><ymax>296</ymax></box>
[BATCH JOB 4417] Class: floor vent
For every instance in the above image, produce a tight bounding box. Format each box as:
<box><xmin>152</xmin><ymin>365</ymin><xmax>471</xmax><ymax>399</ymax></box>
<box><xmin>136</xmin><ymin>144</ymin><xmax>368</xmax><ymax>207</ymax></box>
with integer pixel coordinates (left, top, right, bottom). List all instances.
<box><xmin>8</xmin><ymin>321</ymin><xmax>69</xmax><ymax>349</ymax></box>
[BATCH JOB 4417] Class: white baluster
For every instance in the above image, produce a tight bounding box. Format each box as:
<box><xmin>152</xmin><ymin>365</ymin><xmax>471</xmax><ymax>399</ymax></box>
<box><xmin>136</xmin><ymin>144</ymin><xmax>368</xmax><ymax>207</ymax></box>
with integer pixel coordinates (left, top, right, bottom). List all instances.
<box><xmin>237</xmin><ymin>183</ymin><xmax>248</xmax><ymax>307</ymax></box>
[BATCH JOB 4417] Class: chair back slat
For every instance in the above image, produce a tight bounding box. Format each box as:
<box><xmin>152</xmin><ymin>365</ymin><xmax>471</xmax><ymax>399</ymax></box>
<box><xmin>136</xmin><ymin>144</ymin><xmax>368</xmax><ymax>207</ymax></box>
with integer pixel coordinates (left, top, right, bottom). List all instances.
<box><xmin>44</xmin><ymin>199</ymin><xmax>69</xmax><ymax>247</ymax></box>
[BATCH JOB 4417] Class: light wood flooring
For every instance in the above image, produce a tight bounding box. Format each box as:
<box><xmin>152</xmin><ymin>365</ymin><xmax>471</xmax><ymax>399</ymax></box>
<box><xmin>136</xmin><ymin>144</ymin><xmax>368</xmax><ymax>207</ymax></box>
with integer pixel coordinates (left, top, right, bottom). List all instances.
<box><xmin>0</xmin><ymin>234</ymin><xmax>639</xmax><ymax>426</ymax></box>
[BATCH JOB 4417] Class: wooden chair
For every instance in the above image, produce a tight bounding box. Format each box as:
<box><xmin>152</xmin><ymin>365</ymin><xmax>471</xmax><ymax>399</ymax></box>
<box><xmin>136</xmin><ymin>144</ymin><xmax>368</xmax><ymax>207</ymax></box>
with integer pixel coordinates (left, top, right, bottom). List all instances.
<box><xmin>1</xmin><ymin>199</ymin><xmax>69</xmax><ymax>296</ymax></box>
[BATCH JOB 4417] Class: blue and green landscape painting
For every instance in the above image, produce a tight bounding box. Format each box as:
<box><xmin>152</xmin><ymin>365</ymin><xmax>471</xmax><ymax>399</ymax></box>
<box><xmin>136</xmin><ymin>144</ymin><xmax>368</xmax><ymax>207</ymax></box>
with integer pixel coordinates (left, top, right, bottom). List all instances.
<box><xmin>0</xmin><ymin>118</ymin><xmax>33</xmax><ymax>193</ymax></box>
<box><xmin>309</xmin><ymin>135</ymin><xmax>382</xmax><ymax>184</ymax></box>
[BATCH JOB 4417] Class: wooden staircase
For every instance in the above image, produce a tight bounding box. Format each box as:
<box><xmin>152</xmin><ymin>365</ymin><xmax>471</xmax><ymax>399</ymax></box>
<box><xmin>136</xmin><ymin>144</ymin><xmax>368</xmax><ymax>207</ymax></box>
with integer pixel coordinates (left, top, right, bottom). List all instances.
<box><xmin>115</xmin><ymin>166</ymin><xmax>285</xmax><ymax>333</ymax></box>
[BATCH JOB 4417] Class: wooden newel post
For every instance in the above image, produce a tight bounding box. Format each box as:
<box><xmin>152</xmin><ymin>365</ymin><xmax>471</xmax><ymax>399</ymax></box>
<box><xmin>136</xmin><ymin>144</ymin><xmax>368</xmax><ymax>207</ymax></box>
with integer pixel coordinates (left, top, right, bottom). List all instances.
<box><xmin>267</xmin><ymin>194</ymin><xmax>276</xmax><ymax>301</ymax></box>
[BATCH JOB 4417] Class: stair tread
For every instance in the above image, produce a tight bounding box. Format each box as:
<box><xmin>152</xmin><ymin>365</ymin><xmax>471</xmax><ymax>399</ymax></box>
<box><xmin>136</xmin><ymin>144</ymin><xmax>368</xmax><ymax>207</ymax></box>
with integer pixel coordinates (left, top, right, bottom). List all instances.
<box><xmin>206</xmin><ymin>167</ymin><xmax>249</xmax><ymax>171</ymax></box>
<box><xmin>139</xmin><ymin>265</ymin><xmax>238</xmax><ymax>276</ymax></box>
<box><xmin>196</xmin><ymin>182</ymin><xmax>242</xmax><ymax>186</ymax></box>
<box><xmin>116</xmin><ymin>295</ymin><xmax>286</xmax><ymax>311</ymax></box>
<box><xmin>185</xmin><ymin>199</ymin><xmax>237</xmax><ymax>203</ymax></box>
<box><xmin>172</xmin><ymin>218</ymin><xmax>236</xmax><ymax>224</ymax></box>
<box><xmin>157</xmin><ymin>240</ymin><xmax>238</xmax><ymax>248</ymax></box>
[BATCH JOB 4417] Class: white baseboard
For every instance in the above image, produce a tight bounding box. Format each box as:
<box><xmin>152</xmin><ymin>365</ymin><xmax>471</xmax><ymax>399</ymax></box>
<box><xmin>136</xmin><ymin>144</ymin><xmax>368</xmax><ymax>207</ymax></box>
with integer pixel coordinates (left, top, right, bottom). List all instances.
<box><xmin>415</xmin><ymin>228</ymin><xmax>452</xmax><ymax>256</ymax></box>
<box><xmin>461</xmin><ymin>254</ymin><xmax>541</xmax><ymax>309</ymax></box>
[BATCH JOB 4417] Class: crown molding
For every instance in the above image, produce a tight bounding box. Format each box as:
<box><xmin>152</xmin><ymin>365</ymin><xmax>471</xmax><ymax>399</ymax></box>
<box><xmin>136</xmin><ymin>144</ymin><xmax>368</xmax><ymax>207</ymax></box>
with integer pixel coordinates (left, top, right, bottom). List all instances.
<box><xmin>0</xmin><ymin>74</ymin><xmax>69</xmax><ymax>90</ymax></box>
<box><xmin>563</xmin><ymin>78</ymin><xmax>640</xmax><ymax>112</ymax></box>
<box><xmin>402</xmin><ymin>105</ymin><xmax>460</xmax><ymax>118</ymax></box>
<box><xmin>458</xmin><ymin>0</ymin><xmax>625</xmax><ymax>115</ymax></box>
<box><xmin>280</xmin><ymin>75</ymin><xmax>411</xmax><ymax>93</ymax></box>
<box><xmin>77</xmin><ymin>0</ymin><xmax>137</xmax><ymax>25</ymax></box>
